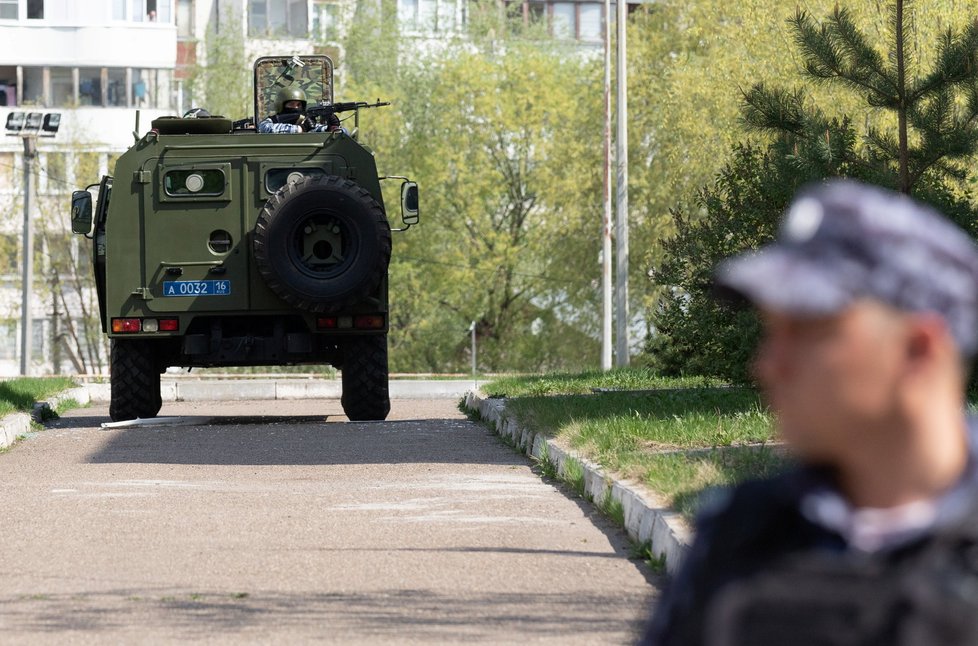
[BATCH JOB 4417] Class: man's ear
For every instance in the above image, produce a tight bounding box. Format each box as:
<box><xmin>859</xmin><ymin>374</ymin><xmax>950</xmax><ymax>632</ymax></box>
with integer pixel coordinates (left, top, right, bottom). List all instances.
<box><xmin>904</xmin><ymin>313</ymin><xmax>949</xmax><ymax>366</ymax></box>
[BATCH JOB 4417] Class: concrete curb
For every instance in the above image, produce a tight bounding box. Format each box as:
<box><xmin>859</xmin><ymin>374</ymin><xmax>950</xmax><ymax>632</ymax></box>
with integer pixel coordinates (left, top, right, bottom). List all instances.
<box><xmin>0</xmin><ymin>386</ymin><xmax>92</xmax><ymax>451</ymax></box>
<box><xmin>463</xmin><ymin>390</ymin><xmax>691</xmax><ymax>575</ymax></box>
<box><xmin>83</xmin><ymin>379</ymin><xmax>481</xmax><ymax>404</ymax></box>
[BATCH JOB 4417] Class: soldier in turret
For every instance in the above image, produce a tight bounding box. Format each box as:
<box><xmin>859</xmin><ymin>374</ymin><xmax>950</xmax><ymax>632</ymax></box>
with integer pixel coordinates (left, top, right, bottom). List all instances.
<box><xmin>258</xmin><ymin>86</ymin><xmax>340</xmax><ymax>134</ymax></box>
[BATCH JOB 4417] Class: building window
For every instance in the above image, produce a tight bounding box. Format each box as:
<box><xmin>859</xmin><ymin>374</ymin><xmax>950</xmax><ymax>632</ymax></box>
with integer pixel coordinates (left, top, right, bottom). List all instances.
<box><xmin>27</xmin><ymin>0</ymin><xmax>43</xmax><ymax>19</ymax></box>
<box><xmin>0</xmin><ymin>320</ymin><xmax>15</xmax><ymax>360</ymax></box>
<box><xmin>0</xmin><ymin>0</ymin><xmax>17</xmax><ymax>20</ymax></box>
<box><xmin>79</xmin><ymin>68</ymin><xmax>102</xmax><ymax>106</ymax></box>
<box><xmin>436</xmin><ymin>0</ymin><xmax>456</xmax><ymax>32</ymax></box>
<box><xmin>312</xmin><ymin>0</ymin><xmax>339</xmax><ymax>41</ymax></box>
<box><xmin>112</xmin><ymin>0</ymin><xmax>125</xmax><ymax>19</ymax></box>
<box><xmin>133</xmin><ymin>68</ymin><xmax>152</xmax><ymax>107</ymax></box>
<box><xmin>507</xmin><ymin>1</ymin><xmax>604</xmax><ymax>41</ymax></box>
<box><xmin>176</xmin><ymin>0</ymin><xmax>193</xmax><ymax>38</ymax></box>
<box><xmin>73</xmin><ymin>152</ymin><xmax>100</xmax><ymax>188</ymax></box>
<box><xmin>50</xmin><ymin>67</ymin><xmax>72</xmax><ymax>106</ymax></box>
<box><xmin>249</xmin><ymin>0</ymin><xmax>307</xmax><ymax>37</ymax></box>
<box><xmin>42</xmin><ymin>152</ymin><xmax>68</xmax><ymax>194</ymax></box>
<box><xmin>22</xmin><ymin>67</ymin><xmax>43</xmax><ymax>104</ymax></box>
<box><xmin>552</xmin><ymin>2</ymin><xmax>574</xmax><ymax>38</ymax></box>
<box><xmin>32</xmin><ymin>319</ymin><xmax>45</xmax><ymax>362</ymax></box>
<box><xmin>398</xmin><ymin>0</ymin><xmax>418</xmax><ymax>30</ymax></box>
<box><xmin>150</xmin><ymin>0</ymin><xmax>172</xmax><ymax>22</ymax></box>
<box><xmin>0</xmin><ymin>80</ymin><xmax>13</xmax><ymax>106</ymax></box>
<box><xmin>0</xmin><ymin>234</ymin><xmax>16</xmax><ymax>275</ymax></box>
<box><xmin>399</xmin><ymin>0</ymin><xmax>458</xmax><ymax>33</ymax></box>
<box><xmin>579</xmin><ymin>3</ymin><xmax>601</xmax><ymax>41</ymax></box>
<box><xmin>107</xmin><ymin>68</ymin><xmax>127</xmax><ymax>106</ymax></box>
<box><xmin>527</xmin><ymin>1</ymin><xmax>545</xmax><ymax>26</ymax></box>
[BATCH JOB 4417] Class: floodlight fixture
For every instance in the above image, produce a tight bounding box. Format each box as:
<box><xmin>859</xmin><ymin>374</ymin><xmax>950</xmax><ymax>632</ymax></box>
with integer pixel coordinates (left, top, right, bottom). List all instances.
<box><xmin>24</xmin><ymin>112</ymin><xmax>43</xmax><ymax>131</ymax></box>
<box><xmin>42</xmin><ymin>112</ymin><xmax>61</xmax><ymax>134</ymax></box>
<box><xmin>5</xmin><ymin>110</ymin><xmax>25</xmax><ymax>132</ymax></box>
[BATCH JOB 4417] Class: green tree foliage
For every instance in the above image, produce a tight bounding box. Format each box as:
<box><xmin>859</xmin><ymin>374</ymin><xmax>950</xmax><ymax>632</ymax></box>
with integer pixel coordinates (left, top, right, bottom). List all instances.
<box><xmin>339</xmin><ymin>19</ymin><xmax>604</xmax><ymax>372</ymax></box>
<box><xmin>188</xmin><ymin>9</ymin><xmax>251</xmax><ymax>119</ymax></box>
<box><xmin>648</xmin><ymin>1</ymin><xmax>978</xmax><ymax>382</ymax></box>
<box><xmin>627</xmin><ymin>0</ymin><xmax>978</xmax><ymax>326</ymax></box>
<box><xmin>751</xmin><ymin>3</ymin><xmax>978</xmax><ymax>195</ymax></box>
<box><xmin>23</xmin><ymin>147</ymin><xmax>110</xmax><ymax>374</ymax></box>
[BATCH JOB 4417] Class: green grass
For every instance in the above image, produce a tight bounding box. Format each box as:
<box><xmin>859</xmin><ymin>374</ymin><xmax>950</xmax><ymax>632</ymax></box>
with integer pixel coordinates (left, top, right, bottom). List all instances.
<box><xmin>482</xmin><ymin>369</ymin><xmax>726</xmax><ymax>398</ymax></box>
<box><xmin>0</xmin><ymin>377</ymin><xmax>77</xmax><ymax>418</ymax></box>
<box><xmin>481</xmin><ymin>370</ymin><xmax>789</xmax><ymax>521</ymax></box>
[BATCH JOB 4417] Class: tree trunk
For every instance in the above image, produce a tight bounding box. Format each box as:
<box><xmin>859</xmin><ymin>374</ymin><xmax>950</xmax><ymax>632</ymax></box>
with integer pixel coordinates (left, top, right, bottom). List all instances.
<box><xmin>895</xmin><ymin>0</ymin><xmax>911</xmax><ymax>194</ymax></box>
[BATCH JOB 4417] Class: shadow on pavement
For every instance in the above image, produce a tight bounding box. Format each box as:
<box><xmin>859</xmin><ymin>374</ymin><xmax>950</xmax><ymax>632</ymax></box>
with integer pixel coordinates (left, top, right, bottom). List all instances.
<box><xmin>80</xmin><ymin>416</ymin><xmax>524</xmax><ymax>467</ymax></box>
<box><xmin>0</xmin><ymin>586</ymin><xmax>651</xmax><ymax>642</ymax></box>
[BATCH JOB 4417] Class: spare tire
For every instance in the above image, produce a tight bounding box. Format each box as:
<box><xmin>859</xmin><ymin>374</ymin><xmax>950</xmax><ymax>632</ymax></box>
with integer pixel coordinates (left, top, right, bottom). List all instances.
<box><xmin>254</xmin><ymin>175</ymin><xmax>392</xmax><ymax>312</ymax></box>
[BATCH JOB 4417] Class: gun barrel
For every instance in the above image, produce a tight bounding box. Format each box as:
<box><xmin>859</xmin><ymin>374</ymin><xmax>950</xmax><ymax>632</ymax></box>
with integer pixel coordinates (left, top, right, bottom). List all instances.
<box><xmin>310</xmin><ymin>100</ymin><xmax>391</xmax><ymax>114</ymax></box>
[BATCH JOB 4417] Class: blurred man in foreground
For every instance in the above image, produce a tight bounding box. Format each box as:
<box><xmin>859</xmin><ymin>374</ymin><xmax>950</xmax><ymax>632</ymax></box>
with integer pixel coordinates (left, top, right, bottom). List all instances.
<box><xmin>643</xmin><ymin>180</ymin><xmax>978</xmax><ymax>645</ymax></box>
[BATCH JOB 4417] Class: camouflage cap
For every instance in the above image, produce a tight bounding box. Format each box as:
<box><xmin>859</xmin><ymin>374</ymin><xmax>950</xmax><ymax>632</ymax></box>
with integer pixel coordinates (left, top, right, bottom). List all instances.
<box><xmin>714</xmin><ymin>180</ymin><xmax>978</xmax><ymax>356</ymax></box>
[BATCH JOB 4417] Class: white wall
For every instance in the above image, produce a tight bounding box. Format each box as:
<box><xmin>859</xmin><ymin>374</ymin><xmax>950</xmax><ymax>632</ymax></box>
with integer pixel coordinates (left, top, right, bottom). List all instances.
<box><xmin>0</xmin><ymin>23</ymin><xmax>177</xmax><ymax>68</ymax></box>
<box><xmin>1</xmin><ymin>107</ymin><xmax>174</xmax><ymax>150</ymax></box>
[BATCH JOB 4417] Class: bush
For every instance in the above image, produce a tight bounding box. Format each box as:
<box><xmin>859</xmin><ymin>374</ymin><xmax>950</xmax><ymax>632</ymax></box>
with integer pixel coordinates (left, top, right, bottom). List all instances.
<box><xmin>648</xmin><ymin>119</ymin><xmax>865</xmax><ymax>382</ymax></box>
<box><xmin>647</xmin><ymin>126</ymin><xmax>978</xmax><ymax>383</ymax></box>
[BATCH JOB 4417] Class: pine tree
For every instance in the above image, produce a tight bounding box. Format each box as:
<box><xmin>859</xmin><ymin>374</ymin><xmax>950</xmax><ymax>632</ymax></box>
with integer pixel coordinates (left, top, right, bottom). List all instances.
<box><xmin>743</xmin><ymin>1</ymin><xmax>978</xmax><ymax>195</ymax></box>
<box><xmin>647</xmin><ymin>1</ymin><xmax>978</xmax><ymax>382</ymax></box>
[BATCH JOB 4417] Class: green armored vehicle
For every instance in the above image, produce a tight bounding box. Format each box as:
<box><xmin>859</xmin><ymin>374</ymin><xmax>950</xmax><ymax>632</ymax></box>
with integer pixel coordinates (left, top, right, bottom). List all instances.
<box><xmin>69</xmin><ymin>55</ymin><xmax>419</xmax><ymax>422</ymax></box>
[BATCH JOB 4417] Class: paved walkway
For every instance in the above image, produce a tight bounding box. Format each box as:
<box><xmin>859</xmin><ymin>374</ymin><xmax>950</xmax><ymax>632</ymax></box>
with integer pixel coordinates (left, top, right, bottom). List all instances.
<box><xmin>0</xmin><ymin>398</ymin><xmax>658</xmax><ymax>644</ymax></box>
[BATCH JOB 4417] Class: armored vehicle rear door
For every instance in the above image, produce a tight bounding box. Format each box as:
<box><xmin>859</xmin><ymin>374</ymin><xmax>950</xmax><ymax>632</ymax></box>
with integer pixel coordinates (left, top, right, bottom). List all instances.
<box><xmin>142</xmin><ymin>159</ymin><xmax>251</xmax><ymax>311</ymax></box>
<box><xmin>254</xmin><ymin>55</ymin><xmax>333</xmax><ymax>124</ymax></box>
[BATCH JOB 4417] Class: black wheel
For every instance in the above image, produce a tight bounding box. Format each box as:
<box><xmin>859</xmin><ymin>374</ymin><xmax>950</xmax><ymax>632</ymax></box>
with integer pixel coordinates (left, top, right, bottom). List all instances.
<box><xmin>341</xmin><ymin>335</ymin><xmax>390</xmax><ymax>421</ymax></box>
<box><xmin>254</xmin><ymin>175</ymin><xmax>392</xmax><ymax>312</ymax></box>
<box><xmin>110</xmin><ymin>339</ymin><xmax>163</xmax><ymax>422</ymax></box>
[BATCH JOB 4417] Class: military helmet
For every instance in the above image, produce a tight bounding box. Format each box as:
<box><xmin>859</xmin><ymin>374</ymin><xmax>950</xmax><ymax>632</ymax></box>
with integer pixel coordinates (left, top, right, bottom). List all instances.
<box><xmin>275</xmin><ymin>86</ymin><xmax>307</xmax><ymax>113</ymax></box>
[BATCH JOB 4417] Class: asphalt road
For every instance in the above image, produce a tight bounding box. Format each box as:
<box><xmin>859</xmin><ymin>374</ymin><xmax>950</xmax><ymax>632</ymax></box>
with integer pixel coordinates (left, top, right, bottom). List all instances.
<box><xmin>0</xmin><ymin>398</ymin><xmax>658</xmax><ymax>644</ymax></box>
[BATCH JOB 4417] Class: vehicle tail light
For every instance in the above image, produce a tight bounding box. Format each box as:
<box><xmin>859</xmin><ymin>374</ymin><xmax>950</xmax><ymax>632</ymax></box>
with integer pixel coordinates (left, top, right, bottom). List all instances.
<box><xmin>354</xmin><ymin>315</ymin><xmax>385</xmax><ymax>330</ymax></box>
<box><xmin>111</xmin><ymin>318</ymin><xmax>141</xmax><ymax>333</ymax></box>
<box><xmin>317</xmin><ymin>316</ymin><xmax>385</xmax><ymax>330</ymax></box>
<box><xmin>111</xmin><ymin>317</ymin><xmax>179</xmax><ymax>333</ymax></box>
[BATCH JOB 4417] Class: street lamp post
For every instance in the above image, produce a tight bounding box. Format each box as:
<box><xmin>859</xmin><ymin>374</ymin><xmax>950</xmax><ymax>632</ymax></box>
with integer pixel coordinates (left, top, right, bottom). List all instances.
<box><xmin>614</xmin><ymin>0</ymin><xmax>630</xmax><ymax>367</ymax></box>
<box><xmin>601</xmin><ymin>0</ymin><xmax>613</xmax><ymax>372</ymax></box>
<box><xmin>5</xmin><ymin>111</ymin><xmax>61</xmax><ymax>376</ymax></box>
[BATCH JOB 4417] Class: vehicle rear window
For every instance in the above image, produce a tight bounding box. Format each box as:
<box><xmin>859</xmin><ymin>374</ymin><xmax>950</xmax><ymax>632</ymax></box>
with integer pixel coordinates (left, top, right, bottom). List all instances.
<box><xmin>164</xmin><ymin>169</ymin><xmax>226</xmax><ymax>197</ymax></box>
<box><xmin>265</xmin><ymin>168</ymin><xmax>326</xmax><ymax>193</ymax></box>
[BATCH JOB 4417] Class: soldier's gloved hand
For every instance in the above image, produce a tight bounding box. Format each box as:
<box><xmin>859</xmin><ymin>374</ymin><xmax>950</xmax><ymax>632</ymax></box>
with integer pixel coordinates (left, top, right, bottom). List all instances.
<box><xmin>297</xmin><ymin>115</ymin><xmax>313</xmax><ymax>132</ymax></box>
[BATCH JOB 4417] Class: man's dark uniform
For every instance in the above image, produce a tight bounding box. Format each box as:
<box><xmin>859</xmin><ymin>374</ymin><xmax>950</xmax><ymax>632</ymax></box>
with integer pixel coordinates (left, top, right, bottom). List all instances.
<box><xmin>644</xmin><ymin>439</ymin><xmax>978</xmax><ymax>645</ymax></box>
<box><xmin>642</xmin><ymin>181</ymin><xmax>978</xmax><ymax>646</ymax></box>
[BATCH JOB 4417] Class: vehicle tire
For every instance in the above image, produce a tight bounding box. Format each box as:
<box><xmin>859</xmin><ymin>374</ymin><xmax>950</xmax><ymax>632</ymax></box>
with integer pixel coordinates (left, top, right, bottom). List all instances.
<box><xmin>109</xmin><ymin>339</ymin><xmax>163</xmax><ymax>422</ymax></box>
<box><xmin>341</xmin><ymin>335</ymin><xmax>390</xmax><ymax>421</ymax></box>
<box><xmin>254</xmin><ymin>175</ymin><xmax>392</xmax><ymax>312</ymax></box>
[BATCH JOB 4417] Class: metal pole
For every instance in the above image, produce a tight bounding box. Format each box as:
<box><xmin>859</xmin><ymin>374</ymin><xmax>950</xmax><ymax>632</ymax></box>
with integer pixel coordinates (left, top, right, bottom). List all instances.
<box><xmin>470</xmin><ymin>321</ymin><xmax>477</xmax><ymax>377</ymax></box>
<box><xmin>601</xmin><ymin>0</ymin><xmax>613</xmax><ymax>372</ymax></box>
<box><xmin>51</xmin><ymin>272</ymin><xmax>61</xmax><ymax>375</ymax></box>
<box><xmin>20</xmin><ymin>136</ymin><xmax>36</xmax><ymax>376</ymax></box>
<box><xmin>614</xmin><ymin>0</ymin><xmax>630</xmax><ymax>367</ymax></box>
